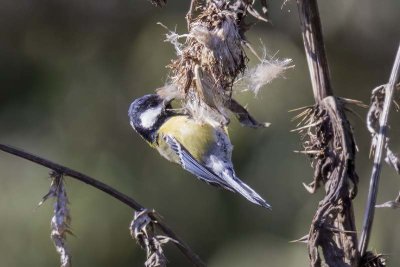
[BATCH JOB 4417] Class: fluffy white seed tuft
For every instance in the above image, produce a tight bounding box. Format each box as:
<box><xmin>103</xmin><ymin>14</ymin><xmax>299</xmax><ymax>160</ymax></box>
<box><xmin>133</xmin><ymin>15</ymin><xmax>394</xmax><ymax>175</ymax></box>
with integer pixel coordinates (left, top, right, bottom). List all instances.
<box><xmin>156</xmin><ymin>83</ymin><xmax>182</xmax><ymax>101</ymax></box>
<box><xmin>158</xmin><ymin>22</ymin><xmax>186</xmax><ymax>56</ymax></box>
<box><xmin>244</xmin><ymin>57</ymin><xmax>294</xmax><ymax>95</ymax></box>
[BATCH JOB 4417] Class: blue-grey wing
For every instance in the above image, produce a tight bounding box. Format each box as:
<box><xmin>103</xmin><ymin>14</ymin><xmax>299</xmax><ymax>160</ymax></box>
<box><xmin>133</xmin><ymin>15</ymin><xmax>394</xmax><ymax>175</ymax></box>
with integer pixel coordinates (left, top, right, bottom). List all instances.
<box><xmin>164</xmin><ymin>135</ymin><xmax>234</xmax><ymax>191</ymax></box>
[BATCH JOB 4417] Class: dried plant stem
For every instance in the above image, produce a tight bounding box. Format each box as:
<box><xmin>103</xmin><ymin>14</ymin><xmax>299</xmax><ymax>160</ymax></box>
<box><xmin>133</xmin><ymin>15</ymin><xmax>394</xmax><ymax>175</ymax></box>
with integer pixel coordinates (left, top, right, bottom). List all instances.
<box><xmin>297</xmin><ymin>0</ymin><xmax>332</xmax><ymax>101</ymax></box>
<box><xmin>297</xmin><ymin>0</ymin><xmax>359</xmax><ymax>266</ymax></box>
<box><xmin>359</xmin><ymin>44</ymin><xmax>400</xmax><ymax>256</ymax></box>
<box><xmin>0</xmin><ymin>143</ymin><xmax>205</xmax><ymax>267</ymax></box>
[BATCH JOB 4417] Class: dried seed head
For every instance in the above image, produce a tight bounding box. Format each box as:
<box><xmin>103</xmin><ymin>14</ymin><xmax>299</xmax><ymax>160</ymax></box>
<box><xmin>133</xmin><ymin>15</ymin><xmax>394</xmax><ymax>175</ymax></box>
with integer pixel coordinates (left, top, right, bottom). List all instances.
<box><xmin>130</xmin><ymin>210</ymin><xmax>176</xmax><ymax>267</ymax></box>
<box><xmin>160</xmin><ymin>0</ymin><xmax>289</xmax><ymax>126</ymax></box>
<box><xmin>40</xmin><ymin>171</ymin><xmax>72</xmax><ymax>267</ymax></box>
<box><xmin>167</xmin><ymin>1</ymin><xmax>246</xmax><ymax>107</ymax></box>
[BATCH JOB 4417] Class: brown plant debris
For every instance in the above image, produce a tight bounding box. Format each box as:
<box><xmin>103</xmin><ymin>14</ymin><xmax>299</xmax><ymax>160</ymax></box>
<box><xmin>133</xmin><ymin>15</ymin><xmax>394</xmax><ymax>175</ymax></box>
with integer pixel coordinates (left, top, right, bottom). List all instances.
<box><xmin>293</xmin><ymin>97</ymin><xmax>359</xmax><ymax>266</ymax></box>
<box><xmin>367</xmin><ymin>85</ymin><xmax>386</xmax><ymax>153</ymax></box>
<box><xmin>360</xmin><ymin>251</ymin><xmax>386</xmax><ymax>267</ymax></box>
<box><xmin>158</xmin><ymin>0</ymin><xmax>291</xmax><ymax>127</ymax></box>
<box><xmin>39</xmin><ymin>171</ymin><xmax>72</xmax><ymax>267</ymax></box>
<box><xmin>130</xmin><ymin>210</ymin><xmax>177</xmax><ymax>267</ymax></box>
<box><xmin>367</xmin><ymin>84</ymin><xmax>399</xmax><ymax>169</ymax></box>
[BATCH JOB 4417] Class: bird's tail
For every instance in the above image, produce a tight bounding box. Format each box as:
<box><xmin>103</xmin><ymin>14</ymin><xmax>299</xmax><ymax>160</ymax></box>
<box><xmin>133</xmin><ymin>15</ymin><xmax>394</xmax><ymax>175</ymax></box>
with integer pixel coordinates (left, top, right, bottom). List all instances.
<box><xmin>222</xmin><ymin>172</ymin><xmax>271</xmax><ymax>210</ymax></box>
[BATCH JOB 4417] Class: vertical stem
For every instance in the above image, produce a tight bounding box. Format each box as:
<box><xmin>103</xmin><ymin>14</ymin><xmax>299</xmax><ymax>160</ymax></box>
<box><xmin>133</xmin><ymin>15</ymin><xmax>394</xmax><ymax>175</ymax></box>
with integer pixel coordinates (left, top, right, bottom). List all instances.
<box><xmin>297</xmin><ymin>0</ymin><xmax>333</xmax><ymax>102</ymax></box>
<box><xmin>297</xmin><ymin>1</ymin><xmax>359</xmax><ymax>266</ymax></box>
<box><xmin>359</xmin><ymin>44</ymin><xmax>400</xmax><ymax>256</ymax></box>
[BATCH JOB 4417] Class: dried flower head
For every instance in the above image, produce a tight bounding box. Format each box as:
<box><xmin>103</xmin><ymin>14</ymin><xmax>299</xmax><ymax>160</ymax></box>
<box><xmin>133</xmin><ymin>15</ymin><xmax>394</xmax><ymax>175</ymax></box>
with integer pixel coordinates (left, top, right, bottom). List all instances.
<box><xmin>39</xmin><ymin>171</ymin><xmax>72</xmax><ymax>267</ymax></box>
<box><xmin>159</xmin><ymin>0</ymin><xmax>289</xmax><ymax>126</ymax></box>
<box><xmin>130</xmin><ymin>210</ymin><xmax>176</xmax><ymax>267</ymax></box>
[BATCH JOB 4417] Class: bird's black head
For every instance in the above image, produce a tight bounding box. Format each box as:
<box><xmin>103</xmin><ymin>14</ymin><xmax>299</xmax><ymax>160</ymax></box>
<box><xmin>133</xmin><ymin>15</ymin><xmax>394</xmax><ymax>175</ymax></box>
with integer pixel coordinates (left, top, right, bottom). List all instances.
<box><xmin>128</xmin><ymin>94</ymin><xmax>173</xmax><ymax>143</ymax></box>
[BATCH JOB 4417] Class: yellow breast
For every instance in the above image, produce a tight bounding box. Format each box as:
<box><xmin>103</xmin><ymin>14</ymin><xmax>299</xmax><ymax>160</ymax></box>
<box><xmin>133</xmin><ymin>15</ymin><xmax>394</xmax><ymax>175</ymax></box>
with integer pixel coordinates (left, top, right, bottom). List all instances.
<box><xmin>156</xmin><ymin>116</ymin><xmax>216</xmax><ymax>163</ymax></box>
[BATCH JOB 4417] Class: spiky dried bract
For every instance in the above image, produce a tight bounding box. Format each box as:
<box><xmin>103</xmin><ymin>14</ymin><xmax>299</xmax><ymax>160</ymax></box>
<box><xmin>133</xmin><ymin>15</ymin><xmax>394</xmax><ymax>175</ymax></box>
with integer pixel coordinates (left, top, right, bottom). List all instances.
<box><xmin>376</xmin><ymin>191</ymin><xmax>400</xmax><ymax>209</ymax></box>
<box><xmin>130</xmin><ymin>210</ymin><xmax>176</xmax><ymax>267</ymax></box>
<box><xmin>40</xmin><ymin>171</ymin><xmax>72</xmax><ymax>267</ymax></box>
<box><xmin>162</xmin><ymin>0</ymin><xmax>280</xmax><ymax>126</ymax></box>
<box><xmin>360</xmin><ymin>252</ymin><xmax>386</xmax><ymax>267</ymax></box>
<box><xmin>294</xmin><ymin>97</ymin><xmax>359</xmax><ymax>266</ymax></box>
<box><xmin>385</xmin><ymin>148</ymin><xmax>400</xmax><ymax>174</ymax></box>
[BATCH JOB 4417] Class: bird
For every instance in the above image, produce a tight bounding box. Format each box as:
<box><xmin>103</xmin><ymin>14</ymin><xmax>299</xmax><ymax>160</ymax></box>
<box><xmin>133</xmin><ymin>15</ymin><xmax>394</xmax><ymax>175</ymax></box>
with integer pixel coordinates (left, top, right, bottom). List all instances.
<box><xmin>128</xmin><ymin>94</ymin><xmax>271</xmax><ymax>209</ymax></box>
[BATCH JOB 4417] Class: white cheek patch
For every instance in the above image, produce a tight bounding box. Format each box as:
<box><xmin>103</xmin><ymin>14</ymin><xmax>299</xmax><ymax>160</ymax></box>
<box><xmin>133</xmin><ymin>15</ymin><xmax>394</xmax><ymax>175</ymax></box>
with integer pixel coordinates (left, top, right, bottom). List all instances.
<box><xmin>139</xmin><ymin>106</ymin><xmax>163</xmax><ymax>128</ymax></box>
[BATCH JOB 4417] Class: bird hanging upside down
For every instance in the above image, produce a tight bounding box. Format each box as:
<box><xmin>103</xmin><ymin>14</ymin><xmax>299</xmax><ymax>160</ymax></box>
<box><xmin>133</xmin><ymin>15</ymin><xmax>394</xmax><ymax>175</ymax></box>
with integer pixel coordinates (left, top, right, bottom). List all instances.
<box><xmin>128</xmin><ymin>94</ymin><xmax>271</xmax><ymax>209</ymax></box>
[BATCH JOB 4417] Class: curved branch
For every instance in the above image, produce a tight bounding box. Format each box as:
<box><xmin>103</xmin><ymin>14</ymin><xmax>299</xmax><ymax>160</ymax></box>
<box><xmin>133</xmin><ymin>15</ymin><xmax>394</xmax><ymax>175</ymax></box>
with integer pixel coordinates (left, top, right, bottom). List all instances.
<box><xmin>0</xmin><ymin>143</ymin><xmax>205</xmax><ymax>267</ymax></box>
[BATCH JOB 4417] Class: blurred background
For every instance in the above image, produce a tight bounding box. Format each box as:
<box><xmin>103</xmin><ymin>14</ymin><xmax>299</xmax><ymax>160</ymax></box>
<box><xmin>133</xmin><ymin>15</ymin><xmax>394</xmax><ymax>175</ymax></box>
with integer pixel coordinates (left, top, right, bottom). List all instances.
<box><xmin>0</xmin><ymin>0</ymin><xmax>399</xmax><ymax>266</ymax></box>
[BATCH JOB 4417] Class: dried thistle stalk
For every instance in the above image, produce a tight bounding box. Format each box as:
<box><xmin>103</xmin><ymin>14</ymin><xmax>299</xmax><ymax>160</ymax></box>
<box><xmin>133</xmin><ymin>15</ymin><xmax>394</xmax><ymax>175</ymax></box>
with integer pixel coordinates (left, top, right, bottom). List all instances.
<box><xmin>40</xmin><ymin>171</ymin><xmax>72</xmax><ymax>267</ymax></box>
<box><xmin>130</xmin><ymin>210</ymin><xmax>176</xmax><ymax>267</ymax></box>
<box><xmin>294</xmin><ymin>97</ymin><xmax>359</xmax><ymax>267</ymax></box>
<box><xmin>367</xmin><ymin>83</ymin><xmax>400</xmax><ymax>209</ymax></box>
<box><xmin>295</xmin><ymin>0</ymin><xmax>360</xmax><ymax>265</ymax></box>
<box><xmin>359</xmin><ymin>45</ymin><xmax>400</xmax><ymax>258</ymax></box>
<box><xmin>365</xmin><ymin>82</ymin><xmax>400</xmax><ymax>210</ymax></box>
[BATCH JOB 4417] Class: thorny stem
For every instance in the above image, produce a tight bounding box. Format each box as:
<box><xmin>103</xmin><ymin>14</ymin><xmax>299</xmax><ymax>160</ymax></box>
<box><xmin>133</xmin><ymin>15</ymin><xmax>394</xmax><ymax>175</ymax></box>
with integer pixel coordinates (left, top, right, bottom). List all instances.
<box><xmin>297</xmin><ymin>0</ymin><xmax>332</xmax><ymax>101</ymax></box>
<box><xmin>359</xmin><ymin>44</ymin><xmax>400</xmax><ymax>256</ymax></box>
<box><xmin>297</xmin><ymin>0</ymin><xmax>359</xmax><ymax>266</ymax></box>
<box><xmin>0</xmin><ymin>144</ymin><xmax>205</xmax><ymax>267</ymax></box>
